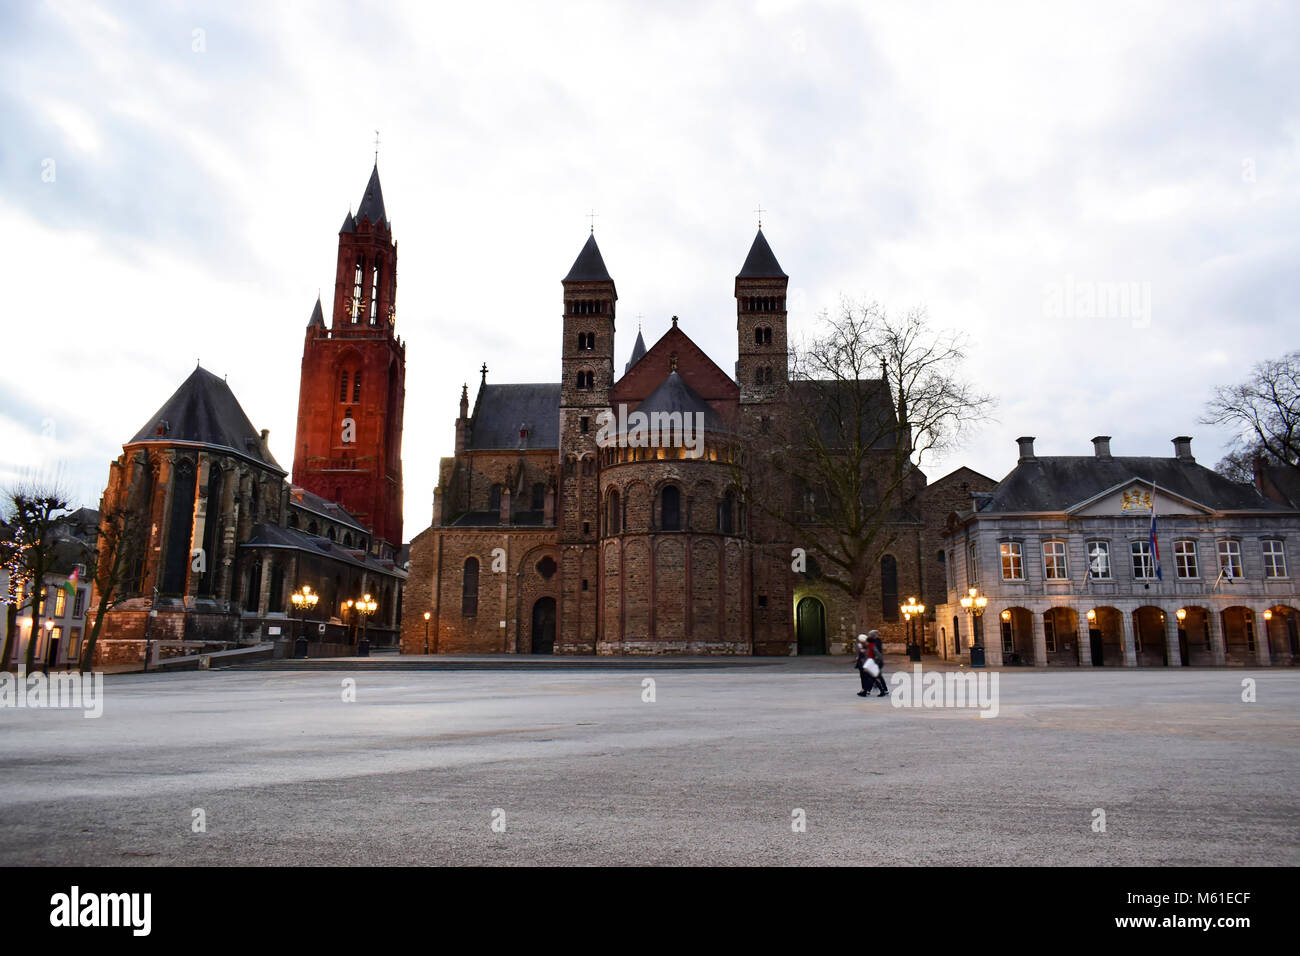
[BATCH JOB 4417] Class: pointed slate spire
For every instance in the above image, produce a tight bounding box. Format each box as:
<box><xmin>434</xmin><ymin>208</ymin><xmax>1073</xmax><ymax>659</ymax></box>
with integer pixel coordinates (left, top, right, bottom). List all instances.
<box><xmin>738</xmin><ymin>228</ymin><xmax>787</xmax><ymax>279</ymax></box>
<box><xmin>307</xmin><ymin>296</ymin><xmax>325</xmax><ymax>329</ymax></box>
<box><xmin>624</xmin><ymin>328</ymin><xmax>648</xmax><ymax>374</ymax></box>
<box><xmin>564</xmin><ymin>233</ymin><xmax>613</xmax><ymax>282</ymax></box>
<box><xmin>339</xmin><ymin>210</ymin><xmax>356</xmax><ymax>234</ymax></box>
<box><xmin>355</xmin><ymin>163</ymin><xmax>387</xmax><ymax>226</ymax></box>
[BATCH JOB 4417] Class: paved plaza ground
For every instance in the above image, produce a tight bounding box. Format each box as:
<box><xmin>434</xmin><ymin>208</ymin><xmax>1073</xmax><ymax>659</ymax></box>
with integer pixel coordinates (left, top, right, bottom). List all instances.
<box><xmin>0</xmin><ymin>658</ymin><xmax>1296</xmax><ymax>866</ymax></box>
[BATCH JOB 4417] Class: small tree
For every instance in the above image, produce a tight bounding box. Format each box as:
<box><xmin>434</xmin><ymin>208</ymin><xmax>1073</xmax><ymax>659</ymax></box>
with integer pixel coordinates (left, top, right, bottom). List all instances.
<box><xmin>1202</xmin><ymin>350</ymin><xmax>1300</xmax><ymax>475</ymax></box>
<box><xmin>80</xmin><ymin>504</ymin><xmax>146</xmax><ymax>673</ymax></box>
<box><xmin>0</xmin><ymin>482</ymin><xmax>74</xmax><ymax>671</ymax></box>
<box><xmin>736</xmin><ymin>299</ymin><xmax>993</xmax><ymax>633</ymax></box>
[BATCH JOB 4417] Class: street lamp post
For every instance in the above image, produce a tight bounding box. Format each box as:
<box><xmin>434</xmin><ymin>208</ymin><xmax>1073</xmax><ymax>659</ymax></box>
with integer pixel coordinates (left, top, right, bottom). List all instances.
<box><xmin>354</xmin><ymin>593</ymin><xmax>377</xmax><ymax>657</ymax></box>
<box><xmin>901</xmin><ymin>596</ymin><xmax>925</xmax><ymax>662</ymax></box>
<box><xmin>291</xmin><ymin>585</ymin><xmax>318</xmax><ymax>659</ymax></box>
<box><xmin>960</xmin><ymin>586</ymin><xmax>988</xmax><ymax>667</ymax></box>
<box><xmin>423</xmin><ymin>611</ymin><xmax>431</xmax><ymax>655</ymax></box>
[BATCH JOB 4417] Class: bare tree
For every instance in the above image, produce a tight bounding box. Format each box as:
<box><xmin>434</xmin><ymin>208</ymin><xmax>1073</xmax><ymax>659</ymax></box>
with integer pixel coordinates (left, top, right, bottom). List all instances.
<box><xmin>1213</xmin><ymin>445</ymin><xmax>1263</xmax><ymax>485</ymax></box>
<box><xmin>1202</xmin><ymin>350</ymin><xmax>1300</xmax><ymax>474</ymax></box>
<box><xmin>79</xmin><ymin>504</ymin><xmax>146</xmax><ymax>673</ymax></box>
<box><xmin>735</xmin><ymin>299</ymin><xmax>993</xmax><ymax>631</ymax></box>
<box><xmin>0</xmin><ymin>481</ymin><xmax>74</xmax><ymax>671</ymax></box>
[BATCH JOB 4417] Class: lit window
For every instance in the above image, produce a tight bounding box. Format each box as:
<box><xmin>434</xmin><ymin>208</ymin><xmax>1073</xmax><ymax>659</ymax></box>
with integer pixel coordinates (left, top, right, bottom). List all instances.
<box><xmin>1042</xmin><ymin>540</ymin><xmax>1068</xmax><ymax>580</ymax></box>
<box><xmin>1174</xmin><ymin>539</ymin><xmax>1199</xmax><ymax>579</ymax></box>
<box><xmin>1087</xmin><ymin>541</ymin><xmax>1111</xmax><ymax>579</ymax></box>
<box><xmin>1262</xmin><ymin>539</ymin><xmax>1287</xmax><ymax>578</ymax></box>
<box><xmin>1131</xmin><ymin>541</ymin><xmax>1154</xmax><ymax>579</ymax></box>
<box><xmin>1217</xmin><ymin>540</ymin><xmax>1243</xmax><ymax>579</ymax></box>
<box><xmin>1000</xmin><ymin>542</ymin><xmax>1023</xmax><ymax>580</ymax></box>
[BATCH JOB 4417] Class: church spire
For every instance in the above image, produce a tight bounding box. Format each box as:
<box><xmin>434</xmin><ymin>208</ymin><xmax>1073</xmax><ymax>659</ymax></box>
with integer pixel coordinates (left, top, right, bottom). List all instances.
<box><xmin>355</xmin><ymin>163</ymin><xmax>388</xmax><ymax>228</ymax></box>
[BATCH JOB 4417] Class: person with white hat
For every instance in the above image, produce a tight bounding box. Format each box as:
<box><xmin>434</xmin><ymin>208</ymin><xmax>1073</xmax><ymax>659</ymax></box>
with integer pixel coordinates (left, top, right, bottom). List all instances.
<box><xmin>853</xmin><ymin>633</ymin><xmax>874</xmax><ymax>697</ymax></box>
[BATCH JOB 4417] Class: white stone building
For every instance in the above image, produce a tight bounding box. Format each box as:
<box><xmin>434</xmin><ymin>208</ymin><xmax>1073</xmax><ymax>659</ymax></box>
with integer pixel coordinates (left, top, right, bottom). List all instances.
<box><xmin>936</xmin><ymin>436</ymin><xmax>1300</xmax><ymax>667</ymax></box>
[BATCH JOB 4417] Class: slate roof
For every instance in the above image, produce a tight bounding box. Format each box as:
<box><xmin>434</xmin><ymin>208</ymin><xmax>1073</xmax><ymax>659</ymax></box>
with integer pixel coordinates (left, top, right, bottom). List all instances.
<box><xmin>287</xmin><ymin>486</ymin><xmax>367</xmax><ymax>533</ymax></box>
<box><xmin>625</xmin><ymin>371</ymin><xmax>727</xmax><ymax>434</ymax></box>
<box><xmin>307</xmin><ymin>296</ymin><xmax>325</xmax><ymax>329</ymax></box>
<box><xmin>468</xmin><ymin>383</ymin><xmax>562</xmax><ymax>450</ymax></box>
<box><xmin>981</xmin><ymin>457</ymin><xmax>1287</xmax><ymax>514</ymax></box>
<box><xmin>355</xmin><ymin>164</ymin><xmax>387</xmax><ymax>226</ymax></box>
<box><xmin>448</xmin><ymin>511</ymin><xmax>548</xmax><ymax>528</ymax></box>
<box><xmin>790</xmin><ymin>378</ymin><xmax>898</xmax><ymax>449</ymax></box>
<box><xmin>128</xmin><ymin>366</ymin><xmax>284</xmax><ymax>472</ymax></box>
<box><xmin>240</xmin><ymin>523</ymin><xmax>405</xmax><ymax>577</ymax></box>
<box><xmin>737</xmin><ymin>229</ymin><xmax>787</xmax><ymax>279</ymax></box>
<box><xmin>564</xmin><ymin>233</ymin><xmax>613</xmax><ymax>282</ymax></box>
<box><xmin>339</xmin><ymin>211</ymin><xmax>356</xmax><ymax>234</ymax></box>
<box><xmin>1259</xmin><ymin>461</ymin><xmax>1300</xmax><ymax>508</ymax></box>
<box><xmin>624</xmin><ymin>329</ymin><xmax>647</xmax><ymax>374</ymax></box>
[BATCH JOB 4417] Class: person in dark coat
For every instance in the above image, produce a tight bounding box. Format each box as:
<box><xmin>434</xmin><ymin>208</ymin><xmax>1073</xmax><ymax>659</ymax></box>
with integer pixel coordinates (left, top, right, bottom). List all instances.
<box><xmin>854</xmin><ymin>635</ymin><xmax>872</xmax><ymax>697</ymax></box>
<box><xmin>866</xmin><ymin>631</ymin><xmax>888</xmax><ymax>696</ymax></box>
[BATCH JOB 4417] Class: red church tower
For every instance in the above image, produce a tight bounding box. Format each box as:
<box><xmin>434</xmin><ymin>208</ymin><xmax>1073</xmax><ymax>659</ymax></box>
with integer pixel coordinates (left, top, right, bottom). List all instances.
<box><xmin>292</xmin><ymin>164</ymin><xmax>406</xmax><ymax>554</ymax></box>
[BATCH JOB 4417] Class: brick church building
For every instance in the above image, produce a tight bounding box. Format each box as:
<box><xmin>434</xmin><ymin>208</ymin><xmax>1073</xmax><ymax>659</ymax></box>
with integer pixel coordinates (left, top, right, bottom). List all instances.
<box><xmin>402</xmin><ymin>229</ymin><xmax>988</xmax><ymax>656</ymax></box>
<box><xmin>87</xmin><ymin>166</ymin><xmax>408</xmax><ymax>661</ymax></box>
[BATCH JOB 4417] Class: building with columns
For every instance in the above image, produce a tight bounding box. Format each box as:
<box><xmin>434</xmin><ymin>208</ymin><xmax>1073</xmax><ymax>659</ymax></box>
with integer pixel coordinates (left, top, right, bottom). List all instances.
<box><xmin>937</xmin><ymin>435</ymin><xmax>1300</xmax><ymax>668</ymax></box>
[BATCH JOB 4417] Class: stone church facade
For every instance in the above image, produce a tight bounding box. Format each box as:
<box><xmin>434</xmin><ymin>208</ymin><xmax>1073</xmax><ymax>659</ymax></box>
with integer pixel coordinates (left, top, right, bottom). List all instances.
<box><xmin>402</xmin><ymin>229</ymin><xmax>978</xmax><ymax>656</ymax></box>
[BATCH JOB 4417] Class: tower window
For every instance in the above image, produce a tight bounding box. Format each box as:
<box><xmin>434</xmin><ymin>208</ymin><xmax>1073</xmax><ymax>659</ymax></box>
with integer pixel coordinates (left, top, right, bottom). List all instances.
<box><xmin>352</xmin><ymin>371</ymin><xmax>361</xmax><ymax>403</ymax></box>
<box><xmin>369</xmin><ymin>264</ymin><xmax>379</xmax><ymax>325</ymax></box>
<box><xmin>531</xmin><ymin>482</ymin><xmax>545</xmax><ymax>511</ymax></box>
<box><xmin>352</xmin><ymin>257</ymin><xmax>363</xmax><ymax>323</ymax></box>
<box><xmin>580</xmin><ymin>416</ymin><xmax>590</xmax><ymax>433</ymax></box>
<box><xmin>462</xmin><ymin>557</ymin><xmax>479</xmax><ymax>617</ymax></box>
<box><xmin>577</xmin><ymin>331</ymin><xmax>595</xmax><ymax>350</ymax></box>
<box><xmin>576</xmin><ymin>370</ymin><xmax>594</xmax><ymax>389</ymax></box>
<box><xmin>339</xmin><ymin>370</ymin><xmax>349</xmax><ymax>403</ymax></box>
<box><xmin>660</xmin><ymin>485</ymin><xmax>681</xmax><ymax>531</ymax></box>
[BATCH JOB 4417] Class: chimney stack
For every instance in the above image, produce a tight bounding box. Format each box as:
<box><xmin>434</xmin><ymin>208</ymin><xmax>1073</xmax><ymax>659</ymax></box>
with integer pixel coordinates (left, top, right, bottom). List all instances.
<box><xmin>1091</xmin><ymin>436</ymin><xmax>1112</xmax><ymax>458</ymax></box>
<box><xmin>1172</xmin><ymin>436</ymin><xmax>1194</xmax><ymax>461</ymax></box>
<box><xmin>1016</xmin><ymin>436</ymin><xmax>1036</xmax><ymax>461</ymax></box>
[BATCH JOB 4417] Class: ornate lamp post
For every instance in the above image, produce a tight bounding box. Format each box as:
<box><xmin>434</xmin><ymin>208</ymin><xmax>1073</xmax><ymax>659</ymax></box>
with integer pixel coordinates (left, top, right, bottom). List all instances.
<box><xmin>423</xmin><ymin>611</ymin><xmax>431</xmax><ymax>655</ymax></box>
<box><xmin>353</xmin><ymin>593</ymin><xmax>377</xmax><ymax>657</ymax></box>
<box><xmin>291</xmin><ymin>585</ymin><xmax>318</xmax><ymax>659</ymax></box>
<box><xmin>960</xmin><ymin>586</ymin><xmax>988</xmax><ymax>667</ymax></box>
<box><xmin>901</xmin><ymin>596</ymin><xmax>925</xmax><ymax>662</ymax></box>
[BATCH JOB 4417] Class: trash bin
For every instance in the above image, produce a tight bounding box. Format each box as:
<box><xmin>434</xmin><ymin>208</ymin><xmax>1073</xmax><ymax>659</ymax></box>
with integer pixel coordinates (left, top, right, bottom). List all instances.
<box><xmin>970</xmin><ymin>645</ymin><xmax>986</xmax><ymax>668</ymax></box>
<box><xmin>294</xmin><ymin>636</ymin><xmax>309</xmax><ymax>659</ymax></box>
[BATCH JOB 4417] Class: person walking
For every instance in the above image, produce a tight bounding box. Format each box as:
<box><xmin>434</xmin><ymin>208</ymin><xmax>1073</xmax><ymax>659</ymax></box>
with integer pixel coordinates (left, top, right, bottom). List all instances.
<box><xmin>853</xmin><ymin>635</ymin><xmax>873</xmax><ymax>697</ymax></box>
<box><xmin>866</xmin><ymin>630</ymin><xmax>888</xmax><ymax>696</ymax></box>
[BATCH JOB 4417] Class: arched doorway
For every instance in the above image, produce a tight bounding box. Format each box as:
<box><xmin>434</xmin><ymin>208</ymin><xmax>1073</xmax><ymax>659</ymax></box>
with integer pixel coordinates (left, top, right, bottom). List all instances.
<box><xmin>998</xmin><ymin>607</ymin><xmax>1034</xmax><ymax>665</ymax></box>
<box><xmin>1132</xmin><ymin>606</ymin><xmax>1169</xmax><ymax>665</ymax></box>
<box><xmin>796</xmin><ymin>597</ymin><xmax>826</xmax><ymax>655</ymax></box>
<box><xmin>1220</xmin><ymin>606</ymin><xmax>1257</xmax><ymax>665</ymax></box>
<box><xmin>1176</xmin><ymin>606</ymin><xmax>1212</xmax><ymax>666</ymax></box>
<box><xmin>530</xmin><ymin>597</ymin><xmax>556</xmax><ymax>655</ymax></box>
<box><xmin>1043</xmin><ymin>606</ymin><xmax>1079</xmax><ymax>666</ymax></box>
<box><xmin>1087</xmin><ymin>607</ymin><xmax>1123</xmax><ymax>666</ymax></box>
<box><xmin>1265</xmin><ymin>605</ymin><xmax>1299</xmax><ymax>665</ymax></box>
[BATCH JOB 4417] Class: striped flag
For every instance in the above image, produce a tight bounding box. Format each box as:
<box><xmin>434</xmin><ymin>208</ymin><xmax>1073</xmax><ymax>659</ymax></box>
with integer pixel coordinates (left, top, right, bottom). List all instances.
<box><xmin>1149</xmin><ymin>482</ymin><xmax>1163</xmax><ymax>581</ymax></box>
<box><xmin>62</xmin><ymin>564</ymin><xmax>79</xmax><ymax>596</ymax></box>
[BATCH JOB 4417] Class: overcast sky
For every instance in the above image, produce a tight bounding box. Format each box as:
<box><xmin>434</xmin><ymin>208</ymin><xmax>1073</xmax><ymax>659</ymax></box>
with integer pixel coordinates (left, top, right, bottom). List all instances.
<box><xmin>2</xmin><ymin>0</ymin><xmax>1297</xmax><ymax>536</ymax></box>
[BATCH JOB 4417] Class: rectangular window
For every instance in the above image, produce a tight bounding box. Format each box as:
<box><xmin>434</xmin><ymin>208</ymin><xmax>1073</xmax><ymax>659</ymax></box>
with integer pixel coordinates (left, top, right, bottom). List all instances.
<box><xmin>1043</xmin><ymin>540</ymin><xmax>1068</xmax><ymax>580</ymax></box>
<box><xmin>1218</xmin><ymin>540</ymin><xmax>1243</xmax><ymax>579</ymax></box>
<box><xmin>352</xmin><ymin>371</ymin><xmax>361</xmax><ymax>404</ymax></box>
<box><xmin>580</xmin><ymin>416</ymin><xmax>590</xmax><ymax>434</ymax></box>
<box><xmin>1174</xmin><ymin>539</ymin><xmax>1199</xmax><ymax>579</ymax></box>
<box><xmin>1087</xmin><ymin>541</ymin><xmax>1111</xmax><ymax>579</ymax></box>
<box><xmin>74</xmin><ymin>588</ymin><xmax>87</xmax><ymax>618</ymax></box>
<box><xmin>339</xmin><ymin>371</ymin><xmax>349</xmax><ymax>403</ymax></box>
<box><xmin>1044</xmin><ymin>615</ymin><xmax>1057</xmax><ymax>653</ymax></box>
<box><xmin>1131</xmin><ymin>541</ymin><xmax>1154</xmax><ymax>579</ymax></box>
<box><xmin>369</xmin><ymin>264</ymin><xmax>380</xmax><ymax>325</ymax></box>
<box><xmin>53</xmin><ymin>587</ymin><xmax>67</xmax><ymax>617</ymax></box>
<box><xmin>1000</xmin><ymin>542</ymin><xmax>1023</xmax><ymax>580</ymax></box>
<box><xmin>967</xmin><ymin>543</ymin><xmax>980</xmax><ymax>587</ymax></box>
<box><xmin>1262</xmin><ymin>539</ymin><xmax>1287</xmax><ymax>578</ymax></box>
<box><xmin>946</xmin><ymin>551</ymin><xmax>955</xmax><ymax>591</ymax></box>
<box><xmin>39</xmin><ymin>586</ymin><xmax>49</xmax><ymax>616</ymax></box>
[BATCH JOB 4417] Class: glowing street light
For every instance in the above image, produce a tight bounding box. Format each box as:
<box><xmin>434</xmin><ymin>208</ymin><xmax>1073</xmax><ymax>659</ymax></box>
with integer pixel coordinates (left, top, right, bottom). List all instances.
<box><xmin>291</xmin><ymin>585</ymin><xmax>318</xmax><ymax>659</ymax></box>
<box><xmin>960</xmin><ymin>587</ymin><xmax>988</xmax><ymax>667</ymax></box>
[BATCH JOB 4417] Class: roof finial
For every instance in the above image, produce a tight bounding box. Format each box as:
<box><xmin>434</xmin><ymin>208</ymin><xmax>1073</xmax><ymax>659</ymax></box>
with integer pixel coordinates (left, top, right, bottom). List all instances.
<box><xmin>374</xmin><ymin>129</ymin><xmax>381</xmax><ymax>165</ymax></box>
<box><xmin>480</xmin><ymin>362</ymin><xmax>488</xmax><ymax>385</ymax></box>
<box><xmin>754</xmin><ymin>202</ymin><xmax>765</xmax><ymax>229</ymax></box>
<box><xmin>635</xmin><ymin>312</ymin><xmax>644</xmax><ymax>332</ymax></box>
<box><xmin>671</xmin><ymin>314</ymin><xmax>679</xmax><ymax>328</ymax></box>
<box><xmin>588</xmin><ymin>208</ymin><xmax>598</xmax><ymax>234</ymax></box>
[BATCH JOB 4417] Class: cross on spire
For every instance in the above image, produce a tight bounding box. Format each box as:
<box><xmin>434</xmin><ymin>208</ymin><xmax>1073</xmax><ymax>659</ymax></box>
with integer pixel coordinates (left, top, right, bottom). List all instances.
<box><xmin>480</xmin><ymin>362</ymin><xmax>489</xmax><ymax>384</ymax></box>
<box><xmin>373</xmin><ymin>129</ymin><xmax>381</xmax><ymax>164</ymax></box>
<box><xmin>587</xmin><ymin>208</ymin><xmax>598</xmax><ymax>233</ymax></box>
<box><xmin>754</xmin><ymin>203</ymin><xmax>765</xmax><ymax>228</ymax></box>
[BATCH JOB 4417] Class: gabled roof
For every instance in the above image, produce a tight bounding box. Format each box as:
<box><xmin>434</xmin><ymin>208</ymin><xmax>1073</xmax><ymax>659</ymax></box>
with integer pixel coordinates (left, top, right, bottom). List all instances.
<box><xmin>307</xmin><ymin>296</ymin><xmax>325</xmax><ymax>329</ymax></box>
<box><xmin>1063</xmin><ymin>477</ymin><xmax>1217</xmax><ymax>517</ymax></box>
<box><xmin>738</xmin><ymin>228</ymin><xmax>787</xmax><ymax>279</ymax></box>
<box><xmin>564</xmin><ymin>233</ymin><xmax>614</xmax><ymax>283</ymax></box>
<box><xmin>128</xmin><ymin>366</ymin><xmax>283</xmax><ymax>472</ymax></box>
<box><xmin>339</xmin><ymin>211</ymin><xmax>356</xmax><ymax>234</ymax></box>
<box><xmin>625</xmin><ymin>371</ymin><xmax>727</xmax><ymax>434</ymax></box>
<box><xmin>355</xmin><ymin>164</ymin><xmax>387</xmax><ymax>227</ymax></box>
<box><xmin>468</xmin><ymin>383</ymin><xmax>562</xmax><ymax>450</ymax></box>
<box><xmin>624</xmin><ymin>329</ymin><xmax>647</xmax><ymax>374</ymax></box>
<box><xmin>980</xmin><ymin>456</ymin><xmax>1284</xmax><ymax>514</ymax></box>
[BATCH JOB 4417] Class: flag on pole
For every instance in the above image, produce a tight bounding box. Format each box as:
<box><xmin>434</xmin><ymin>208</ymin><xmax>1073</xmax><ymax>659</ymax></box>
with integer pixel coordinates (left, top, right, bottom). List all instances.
<box><xmin>1149</xmin><ymin>481</ymin><xmax>1163</xmax><ymax>581</ymax></box>
<box><xmin>62</xmin><ymin>564</ymin><xmax>79</xmax><ymax>596</ymax></box>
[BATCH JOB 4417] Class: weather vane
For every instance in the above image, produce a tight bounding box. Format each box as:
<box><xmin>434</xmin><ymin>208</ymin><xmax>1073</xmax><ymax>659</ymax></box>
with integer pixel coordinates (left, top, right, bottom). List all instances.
<box><xmin>588</xmin><ymin>209</ymin><xmax>598</xmax><ymax>233</ymax></box>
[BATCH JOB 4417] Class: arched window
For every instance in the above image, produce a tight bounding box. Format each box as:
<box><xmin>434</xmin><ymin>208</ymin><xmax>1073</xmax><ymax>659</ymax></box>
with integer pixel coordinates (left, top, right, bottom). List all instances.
<box><xmin>531</xmin><ymin>482</ymin><xmax>545</xmax><ymax>511</ymax></box>
<box><xmin>308</xmin><ymin>521</ymin><xmax>318</xmax><ymax>536</ymax></box>
<box><xmin>288</xmin><ymin>513</ymin><xmax>299</xmax><ymax>530</ymax></box>
<box><xmin>881</xmin><ymin>555</ymin><xmax>899</xmax><ymax>621</ymax></box>
<box><xmin>352</xmin><ymin>370</ymin><xmax>361</xmax><ymax>403</ymax></box>
<box><xmin>607</xmin><ymin>489</ymin><xmax>621</xmax><ymax>534</ymax></box>
<box><xmin>718</xmin><ymin>489</ymin><xmax>735</xmax><ymax>534</ymax></box>
<box><xmin>328</xmin><ymin>527</ymin><xmax>336</xmax><ymax>541</ymax></box>
<box><xmin>339</xmin><ymin>370</ymin><xmax>349</xmax><ymax>403</ymax></box>
<box><xmin>369</xmin><ymin>263</ymin><xmax>380</xmax><ymax>325</ymax></box>
<box><xmin>161</xmin><ymin>458</ymin><xmax>196</xmax><ymax>595</ymax></box>
<box><xmin>462</xmin><ymin>558</ymin><xmax>479</xmax><ymax>616</ymax></box>
<box><xmin>661</xmin><ymin>485</ymin><xmax>681</xmax><ymax>531</ymax></box>
<box><xmin>343</xmin><ymin>532</ymin><xmax>352</xmax><ymax>547</ymax></box>
<box><xmin>269</xmin><ymin>563</ymin><xmax>284</xmax><ymax>613</ymax></box>
<box><xmin>199</xmin><ymin>465</ymin><xmax>223</xmax><ymax>597</ymax></box>
<box><xmin>489</xmin><ymin>485</ymin><xmax>502</xmax><ymax>511</ymax></box>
